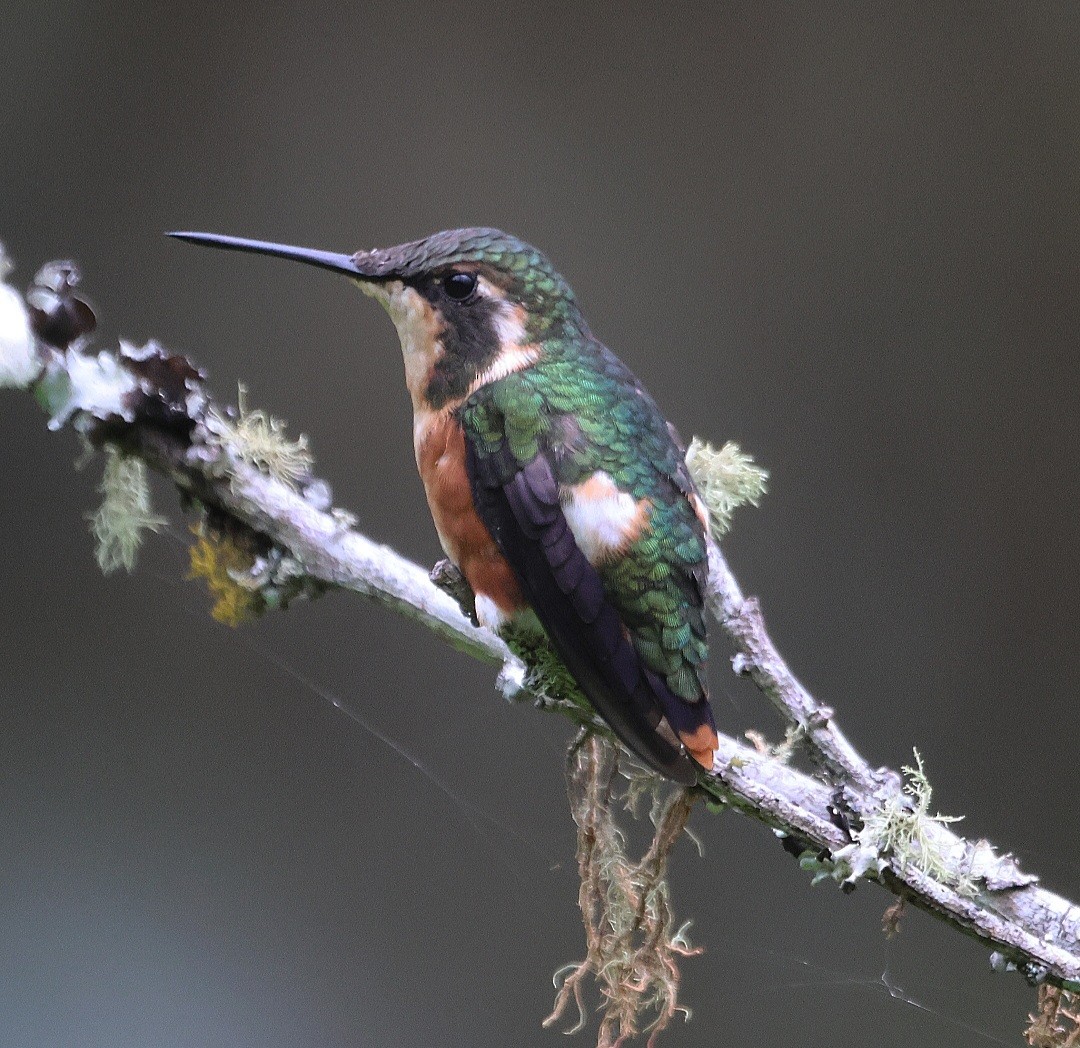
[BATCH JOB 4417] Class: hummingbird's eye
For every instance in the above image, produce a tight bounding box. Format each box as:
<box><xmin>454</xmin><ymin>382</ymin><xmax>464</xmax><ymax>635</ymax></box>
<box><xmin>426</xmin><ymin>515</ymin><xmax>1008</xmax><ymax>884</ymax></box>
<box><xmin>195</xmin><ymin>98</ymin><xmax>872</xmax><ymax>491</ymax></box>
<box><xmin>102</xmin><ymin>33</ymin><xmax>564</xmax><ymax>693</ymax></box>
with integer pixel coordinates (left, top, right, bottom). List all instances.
<box><xmin>442</xmin><ymin>271</ymin><xmax>477</xmax><ymax>301</ymax></box>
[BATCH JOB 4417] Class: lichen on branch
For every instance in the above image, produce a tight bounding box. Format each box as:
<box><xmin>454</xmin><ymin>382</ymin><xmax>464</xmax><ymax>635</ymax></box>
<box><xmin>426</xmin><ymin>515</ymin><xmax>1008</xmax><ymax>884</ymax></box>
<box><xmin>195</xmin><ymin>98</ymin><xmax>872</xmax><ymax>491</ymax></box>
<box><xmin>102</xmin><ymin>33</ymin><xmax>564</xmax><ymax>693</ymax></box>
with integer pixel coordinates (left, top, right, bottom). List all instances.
<box><xmin>851</xmin><ymin>749</ymin><xmax>976</xmax><ymax>895</ymax></box>
<box><xmin>87</xmin><ymin>445</ymin><xmax>166</xmax><ymax>573</ymax></box>
<box><xmin>545</xmin><ymin>734</ymin><xmax>699</xmax><ymax>1048</ymax></box>
<box><xmin>685</xmin><ymin>436</ymin><xmax>768</xmax><ymax>540</ymax></box>
<box><xmin>207</xmin><ymin>383</ymin><xmax>314</xmax><ymax>489</ymax></box>
<box><xmin>1027</xmin><ymin>986</ymin><xmax>1080</xmax><ymax>1047</ymax></box>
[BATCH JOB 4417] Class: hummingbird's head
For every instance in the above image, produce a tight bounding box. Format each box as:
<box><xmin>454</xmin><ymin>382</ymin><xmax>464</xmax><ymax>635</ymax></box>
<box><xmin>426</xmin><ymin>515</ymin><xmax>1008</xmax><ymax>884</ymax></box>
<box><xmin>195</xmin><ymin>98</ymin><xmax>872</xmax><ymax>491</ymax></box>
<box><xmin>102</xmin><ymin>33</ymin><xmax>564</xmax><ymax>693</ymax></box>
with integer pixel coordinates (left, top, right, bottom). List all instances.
<box><xmin>169</xmin><ymin>227</ymin><xmax>584</xmax><ymax>412</ymax></box>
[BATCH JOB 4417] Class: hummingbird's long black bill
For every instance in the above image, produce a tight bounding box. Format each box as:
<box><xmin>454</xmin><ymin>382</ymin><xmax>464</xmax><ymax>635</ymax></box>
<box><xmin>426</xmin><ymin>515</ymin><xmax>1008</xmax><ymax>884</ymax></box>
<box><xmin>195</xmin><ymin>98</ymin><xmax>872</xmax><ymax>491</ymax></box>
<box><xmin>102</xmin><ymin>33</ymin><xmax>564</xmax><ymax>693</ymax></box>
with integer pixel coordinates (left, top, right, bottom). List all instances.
<box><xmin>167</xmin><ymin>231</ymin><xmax>363</xmax><ymax>278</ymax></box>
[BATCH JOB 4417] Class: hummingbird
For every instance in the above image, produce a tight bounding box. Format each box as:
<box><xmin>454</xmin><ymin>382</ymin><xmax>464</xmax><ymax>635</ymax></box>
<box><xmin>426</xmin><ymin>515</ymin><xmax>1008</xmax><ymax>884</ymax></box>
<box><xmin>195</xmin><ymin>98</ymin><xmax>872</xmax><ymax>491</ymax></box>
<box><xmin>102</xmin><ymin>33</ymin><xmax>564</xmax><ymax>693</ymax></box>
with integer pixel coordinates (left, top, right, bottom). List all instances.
<box><xmin>169</xmin><ymin>227</ymin><xmax>718</xmax><ymax>785</ymax></box>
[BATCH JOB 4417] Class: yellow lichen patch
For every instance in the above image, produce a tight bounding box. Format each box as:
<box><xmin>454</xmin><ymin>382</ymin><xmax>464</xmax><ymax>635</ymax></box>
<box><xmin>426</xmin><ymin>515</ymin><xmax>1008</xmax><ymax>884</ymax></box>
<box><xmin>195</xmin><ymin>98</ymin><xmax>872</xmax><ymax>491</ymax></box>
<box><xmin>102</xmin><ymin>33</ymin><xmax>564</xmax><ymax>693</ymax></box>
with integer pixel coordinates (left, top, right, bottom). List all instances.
<box><xmin>187</xmin><ymin>524</ymin><xmax>262</xmax><ymax>626</ymax></box>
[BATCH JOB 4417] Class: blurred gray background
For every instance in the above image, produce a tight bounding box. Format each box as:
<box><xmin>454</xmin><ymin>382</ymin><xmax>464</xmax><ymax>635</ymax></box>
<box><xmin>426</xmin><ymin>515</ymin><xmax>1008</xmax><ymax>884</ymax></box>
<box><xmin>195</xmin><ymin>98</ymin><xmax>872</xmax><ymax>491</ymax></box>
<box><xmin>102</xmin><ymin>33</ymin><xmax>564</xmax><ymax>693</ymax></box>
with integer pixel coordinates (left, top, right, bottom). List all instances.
<box><xmin>2</xmin><ymin>3</ymin><xmax>1077</xmax><ymax>1046</ymax></box>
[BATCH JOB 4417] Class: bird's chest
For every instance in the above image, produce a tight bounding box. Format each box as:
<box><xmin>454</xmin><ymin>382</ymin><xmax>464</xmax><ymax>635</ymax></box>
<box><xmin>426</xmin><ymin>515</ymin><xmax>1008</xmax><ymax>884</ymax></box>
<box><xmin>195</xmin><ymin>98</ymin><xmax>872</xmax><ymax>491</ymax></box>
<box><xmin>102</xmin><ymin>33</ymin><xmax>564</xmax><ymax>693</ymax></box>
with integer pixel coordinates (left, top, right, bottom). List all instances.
<box><xmin>413</xmin><ymin>409</ymin><xmax>476</xmax><ymax>557</ymax></box>
<box><xmin>413</xmin><ymin>408</ymin><xmax>525</xmax><ymax>626</ymax></box>
<box><xmin>385</xmin><ymin>287</ymin><xmax>480</xmax><ymax>559</ymax></box>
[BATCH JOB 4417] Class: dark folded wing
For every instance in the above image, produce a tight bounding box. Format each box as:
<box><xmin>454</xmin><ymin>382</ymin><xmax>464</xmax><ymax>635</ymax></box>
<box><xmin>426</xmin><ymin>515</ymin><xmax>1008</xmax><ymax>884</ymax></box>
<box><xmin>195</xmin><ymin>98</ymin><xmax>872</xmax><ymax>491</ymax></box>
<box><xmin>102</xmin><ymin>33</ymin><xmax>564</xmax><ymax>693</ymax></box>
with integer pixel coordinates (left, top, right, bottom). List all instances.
<box><xmin>465</xmin><ymin>433</ymin><xmax>704</xmax><ymax>784</ymax></box>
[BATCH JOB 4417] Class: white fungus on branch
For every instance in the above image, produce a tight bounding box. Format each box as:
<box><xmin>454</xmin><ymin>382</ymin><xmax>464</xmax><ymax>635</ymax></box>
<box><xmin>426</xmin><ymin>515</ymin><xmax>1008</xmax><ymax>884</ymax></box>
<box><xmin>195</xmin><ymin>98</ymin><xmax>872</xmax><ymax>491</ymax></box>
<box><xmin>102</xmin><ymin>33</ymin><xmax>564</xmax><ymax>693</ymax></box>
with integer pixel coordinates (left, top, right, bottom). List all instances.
<box><xmin>0</xmin><ymin>243</ymin><xmax>37</xmax><ymax>389</ymax></box>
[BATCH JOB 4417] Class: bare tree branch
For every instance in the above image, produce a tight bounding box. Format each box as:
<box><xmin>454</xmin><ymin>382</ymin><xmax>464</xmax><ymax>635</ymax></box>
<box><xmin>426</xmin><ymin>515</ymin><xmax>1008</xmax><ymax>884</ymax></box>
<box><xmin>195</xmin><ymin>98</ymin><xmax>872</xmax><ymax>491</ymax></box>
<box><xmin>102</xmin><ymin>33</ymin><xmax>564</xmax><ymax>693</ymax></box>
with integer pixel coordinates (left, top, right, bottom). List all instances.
<box><xmin>3</xmin><ymin>250</ymin><xmax>1078</xmax><ymax>1012</ymax></box>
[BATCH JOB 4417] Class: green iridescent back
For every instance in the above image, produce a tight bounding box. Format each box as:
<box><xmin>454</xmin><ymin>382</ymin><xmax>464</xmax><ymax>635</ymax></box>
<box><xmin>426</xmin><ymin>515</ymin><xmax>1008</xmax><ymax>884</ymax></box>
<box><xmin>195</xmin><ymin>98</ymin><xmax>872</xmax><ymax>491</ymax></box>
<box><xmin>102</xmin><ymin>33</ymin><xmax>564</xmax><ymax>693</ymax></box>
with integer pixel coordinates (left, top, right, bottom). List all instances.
<box><xmin>462</xmin><ymin>334</ymin><xmax>709</xmax><ymax>704</ymax></box>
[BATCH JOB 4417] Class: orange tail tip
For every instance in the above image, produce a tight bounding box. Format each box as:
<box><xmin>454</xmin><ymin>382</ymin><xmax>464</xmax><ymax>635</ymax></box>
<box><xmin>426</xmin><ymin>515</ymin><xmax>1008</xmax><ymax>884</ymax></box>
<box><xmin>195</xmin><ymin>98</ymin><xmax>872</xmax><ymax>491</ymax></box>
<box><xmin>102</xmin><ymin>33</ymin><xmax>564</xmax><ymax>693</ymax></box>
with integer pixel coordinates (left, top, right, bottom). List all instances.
<box><xmin>679</xmin><ymin>724</ymin><xmax>719</xmax><ymax>772</ymax></box>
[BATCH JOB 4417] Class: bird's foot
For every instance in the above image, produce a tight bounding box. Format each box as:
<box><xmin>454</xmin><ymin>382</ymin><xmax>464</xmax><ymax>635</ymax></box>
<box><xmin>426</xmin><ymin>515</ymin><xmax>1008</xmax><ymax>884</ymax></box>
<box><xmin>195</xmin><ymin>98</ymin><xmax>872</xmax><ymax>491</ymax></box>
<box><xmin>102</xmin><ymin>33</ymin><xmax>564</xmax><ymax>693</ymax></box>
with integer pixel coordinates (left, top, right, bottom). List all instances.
<box><xmin>430</xmin><ymin>559</ymin><xmax>478</xmax><ymax>626</ymax></box>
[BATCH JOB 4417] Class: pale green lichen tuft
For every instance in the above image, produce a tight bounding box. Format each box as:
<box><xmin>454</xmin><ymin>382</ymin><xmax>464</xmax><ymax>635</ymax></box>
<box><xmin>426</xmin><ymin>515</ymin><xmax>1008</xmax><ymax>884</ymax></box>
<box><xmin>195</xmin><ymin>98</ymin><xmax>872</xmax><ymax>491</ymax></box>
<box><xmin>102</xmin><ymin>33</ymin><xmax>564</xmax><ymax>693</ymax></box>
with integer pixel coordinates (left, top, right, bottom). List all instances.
<box><xmin>210</xmin><ymin>384</ymin><xmax>313</xmax><ymax>488</ymax></box>
<box><xmin>853</xmin><ymin>748</ymin><xmax>977</xmax><ymax>896</ymax></box>
<box><xmin>744</xmin><ymin>724</ymin><xmax>801</xmax><ymax>764</ymax></box>
<box><xmin>685</xmin><ymin>437</ymin><xmax>768</xmax><ymax>540</ymax></box>
<box><xmin>87</xmin><ymin>445</ymin><xmax>166</xmax><ymax>573</ymax></box>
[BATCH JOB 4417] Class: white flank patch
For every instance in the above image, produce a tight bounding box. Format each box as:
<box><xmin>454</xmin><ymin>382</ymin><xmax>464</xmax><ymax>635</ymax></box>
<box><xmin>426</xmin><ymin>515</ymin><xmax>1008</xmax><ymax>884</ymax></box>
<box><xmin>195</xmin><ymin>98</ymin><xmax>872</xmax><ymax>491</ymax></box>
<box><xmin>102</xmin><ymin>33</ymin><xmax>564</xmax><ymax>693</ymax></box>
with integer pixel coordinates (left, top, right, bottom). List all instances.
<box><xmin>474</xmin><ymin>593</ymin><xmax>508</xmax><ymax>631</ymax></box>
<box><xmin>562</xmin><ymin>471</ymin><xmax>645</xmax><ymax>564</ymax></box>
<box><xmin>0</xmin><ymin>279</ymin><xmax>37</xmax><ymax>389</ymax></box>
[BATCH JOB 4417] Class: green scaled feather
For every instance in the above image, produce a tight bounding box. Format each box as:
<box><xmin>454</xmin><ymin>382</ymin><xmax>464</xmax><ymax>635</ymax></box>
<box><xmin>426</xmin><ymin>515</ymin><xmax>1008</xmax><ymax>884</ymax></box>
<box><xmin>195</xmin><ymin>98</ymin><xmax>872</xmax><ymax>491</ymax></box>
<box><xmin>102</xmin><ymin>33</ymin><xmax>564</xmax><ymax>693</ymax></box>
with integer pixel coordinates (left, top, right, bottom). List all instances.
<box><xmin>461</xmin><ymin>333</ymin><xmax>709</xmax><ymax>703</ymax></box>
